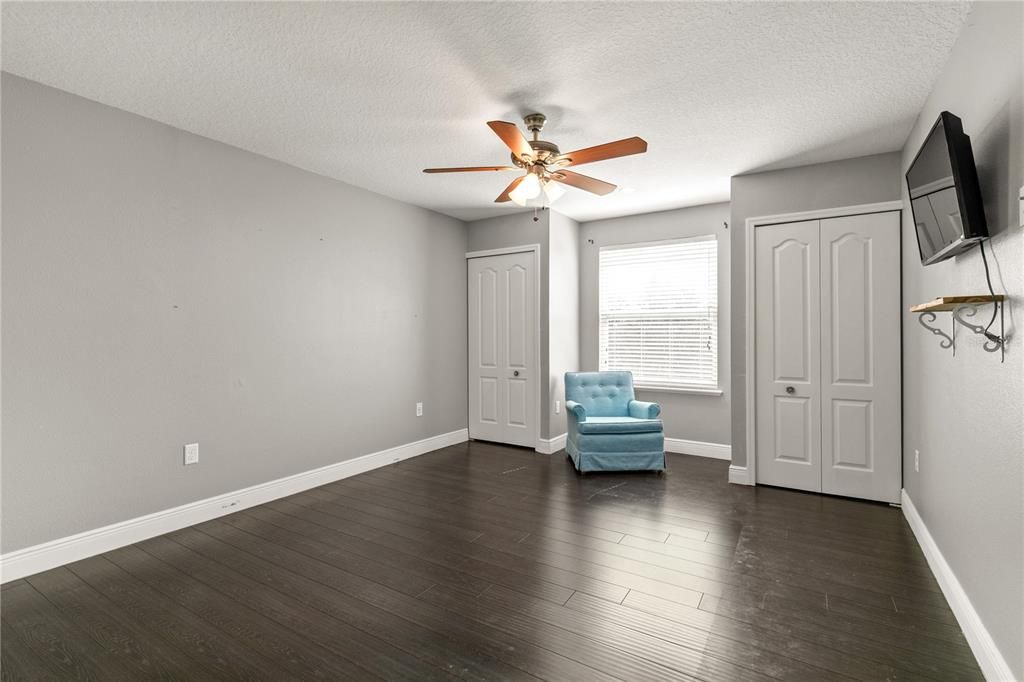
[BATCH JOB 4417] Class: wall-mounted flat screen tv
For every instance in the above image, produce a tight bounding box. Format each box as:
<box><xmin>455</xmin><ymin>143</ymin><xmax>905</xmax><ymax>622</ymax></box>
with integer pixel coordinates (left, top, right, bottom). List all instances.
<box><xmin>905</xmin><ymin>111</ymin><xmax>988</xmax><ymax>265</ymax></box>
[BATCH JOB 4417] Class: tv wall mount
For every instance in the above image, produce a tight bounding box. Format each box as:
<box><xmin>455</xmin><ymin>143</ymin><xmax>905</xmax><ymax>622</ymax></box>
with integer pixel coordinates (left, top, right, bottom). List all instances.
<box><xmin>912</xmin><ymin>296</ymin><xmax>1006</xmax><ymax>362</ymax></box>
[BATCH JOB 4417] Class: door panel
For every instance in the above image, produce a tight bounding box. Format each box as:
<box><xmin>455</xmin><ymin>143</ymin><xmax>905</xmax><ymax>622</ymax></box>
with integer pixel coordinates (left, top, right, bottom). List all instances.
<box><xmin>829</xmin><ymin>234</ymin><xmax>871</xmax><ymax>384</ymax></box>
<box><xmin>468</xmin><ymin>252</ymin><xmax>537</xmax><ymax>448</ymax></box>
<box><xmin>756</xmin><ymin>220</ymin><xmax>822</xmax><ymax>492</ymax></box>
<box><xmin>773</xmin><ymin>239</ymin><xmax>813</xmax><ymax>382</ymax></box>
<box><xmin>478</xmin><ymin>377</ymin><xmax>498</xmax><ymax>425</ymax></box>
<box><xmin>831</xmin><ymin>400</ymin><xmax>872</xmax><ymax>470</ymax></box>
<box><xmin>774</xmin><ymin>397</ymin><xmax>812</xmax><ymax>463</ymax></box>
<box><xmin>507</xmin><ymin>379</ymin><xmax>528</xmax><ymax>427</ymax></box>
<box><xmin>820</xmin><ymin>212</ymin><xmax>900</xmax><ymax>502</ymax></box>
<box><xmin>506</xmin><ymin>265</ymin><xmax>528</xmax><ymax>368</ymax></box>
<box><xmin>478</xmin><ymin>268</ymin><xmax>498</xmax><ymax>368</ymax></box>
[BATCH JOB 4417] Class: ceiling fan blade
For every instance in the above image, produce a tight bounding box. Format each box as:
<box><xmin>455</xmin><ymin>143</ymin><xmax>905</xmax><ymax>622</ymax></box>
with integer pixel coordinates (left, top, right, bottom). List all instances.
<box><xmin>487</xmin><ymin>121</ymin><xmax>533</xmax><ymax>160</ymax></box>
<box><xmin>423</xmin><ymin>166</ymin><xmax>518</xmax><ymax>173</ymax></box>
<box><xmin>550</xmin><ymin>170</ymin><xmax>617</xmax><ymax>196</ymax></box>
<box><xmin>495</xmin><ymin>176</ymin><xmax>525</xmax><ymax>203</ymax></box>
<box><xmin>557</xmin><ymin>136</ymin><xmax>647</xmax><ymax>167</ymax></box>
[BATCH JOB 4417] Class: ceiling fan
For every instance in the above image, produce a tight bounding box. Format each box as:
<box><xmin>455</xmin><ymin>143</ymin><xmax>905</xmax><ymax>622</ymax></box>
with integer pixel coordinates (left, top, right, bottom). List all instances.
<box><xmin>423</xmin><ymin>113</ymin><xmax>647</xmax><ymax>207</ymax></box>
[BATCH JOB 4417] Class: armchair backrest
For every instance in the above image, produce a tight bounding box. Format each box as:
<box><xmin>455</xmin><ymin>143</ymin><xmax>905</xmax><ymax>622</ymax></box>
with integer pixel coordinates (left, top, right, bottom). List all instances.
<box><xmin>564</xmin><ymin>371</ymin><xmax>636</xmax><ymax>417</ymax></box>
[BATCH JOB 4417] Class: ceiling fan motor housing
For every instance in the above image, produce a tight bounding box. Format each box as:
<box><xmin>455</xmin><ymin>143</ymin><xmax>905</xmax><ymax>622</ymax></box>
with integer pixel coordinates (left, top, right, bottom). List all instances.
<box><xmin>513</xmin><ymin>139</ymin><xmax>561</xmax><ymax>167</ymax></box>
<box><xmin>511</xmin><ymin>113</ymin><xmax>562</xmax><ymax>167</ymax></box>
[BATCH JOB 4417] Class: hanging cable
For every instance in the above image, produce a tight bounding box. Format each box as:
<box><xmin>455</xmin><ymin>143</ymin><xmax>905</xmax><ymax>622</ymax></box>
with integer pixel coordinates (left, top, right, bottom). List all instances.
<box><xmin>979</xmin><ymin>240</ymin><xmax>998</xmax><ymax>333</ymax></box>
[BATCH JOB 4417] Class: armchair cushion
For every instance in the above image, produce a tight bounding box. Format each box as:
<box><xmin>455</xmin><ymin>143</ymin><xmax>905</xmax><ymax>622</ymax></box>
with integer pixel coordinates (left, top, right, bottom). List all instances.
<box><xmin>576</xmin><ymin>416</ymin><xmax>663</xmax><ymax>435</ymax></box>
<box><xmin>628</xmin><ymin>400</ymin><xmax>661</xmax><ymax>419</ymax></box>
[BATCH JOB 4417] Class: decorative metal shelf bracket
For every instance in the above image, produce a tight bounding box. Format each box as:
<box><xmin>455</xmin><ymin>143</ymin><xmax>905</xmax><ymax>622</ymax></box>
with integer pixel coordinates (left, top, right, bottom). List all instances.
<box><xmin>952</xmin><ymin>302</ymin><xmax>1005</xmax><ymax>361</ymax></box>
<box><xmin>916</xmin><ymin>299</ymin><xmax>1005</xmax><ymax>362</ymax></box>
<box><xmin>918</xmin><ymin>311</ymin><xmax>955</xmax><ymax>354</ymax></box>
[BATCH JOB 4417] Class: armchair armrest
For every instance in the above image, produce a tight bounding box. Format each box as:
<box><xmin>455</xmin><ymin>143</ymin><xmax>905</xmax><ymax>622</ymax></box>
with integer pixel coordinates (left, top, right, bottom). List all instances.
<box><xmin>565</xmin><ymin>400</ymin><xmax>587</xmax><ymax>421</ymax></box>
<box><xmin>628</xmin><ymin>400</ymin><xmax>661</xmax><ymax>419</ymax></box>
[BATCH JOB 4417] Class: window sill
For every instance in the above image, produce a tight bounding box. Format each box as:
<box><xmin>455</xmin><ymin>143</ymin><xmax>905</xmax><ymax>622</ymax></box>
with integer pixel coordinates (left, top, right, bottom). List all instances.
<box><xmin>634</xmin><ymin>384</ymin><xmax>724</xmax><ymax>396</ymax></box>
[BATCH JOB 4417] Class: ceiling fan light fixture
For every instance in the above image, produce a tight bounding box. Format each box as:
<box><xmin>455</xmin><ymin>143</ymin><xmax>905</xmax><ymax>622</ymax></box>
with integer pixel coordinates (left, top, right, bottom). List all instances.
<box><xmin>508</xmin><ymin>173</ymin><xmax>542</xmax><ymax>206</ymax></box>
<box><xmin>509</xmin><ymin>175</ymin><xmax>566</xmax><ymax>207</ymax></box>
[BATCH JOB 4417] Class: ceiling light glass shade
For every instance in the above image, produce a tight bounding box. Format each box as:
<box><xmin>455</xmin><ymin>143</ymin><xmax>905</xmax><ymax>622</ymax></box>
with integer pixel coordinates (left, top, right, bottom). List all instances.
<box><xmin>509</xmin><ymin>175</ymin><xmax>565</xmax><ymax>207</ymax></box>
<box><xmin>508</xmin><ymin>173</ymin><xmax>542</xmax><ymax>205</ymax></box>
<box><xmin>542</xmin><ymin>179</ymin><xmax>566</xmax><ymax>202</ymax></box>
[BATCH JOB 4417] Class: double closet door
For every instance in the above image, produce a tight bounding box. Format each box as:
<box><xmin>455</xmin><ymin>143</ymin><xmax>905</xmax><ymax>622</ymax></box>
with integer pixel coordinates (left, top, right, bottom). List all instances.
<box><xmin>755</xmin><ymin>211</ymin><xmax>901</xmax><ymax>503</ymax></box>
<box><xmin>467</xmin><ymin>251</ymin><xmax>538</xmax><ymax>448</ymax></box>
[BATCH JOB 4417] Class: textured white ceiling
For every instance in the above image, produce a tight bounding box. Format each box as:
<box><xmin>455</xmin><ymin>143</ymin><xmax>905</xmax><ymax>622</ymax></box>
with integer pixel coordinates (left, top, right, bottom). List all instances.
<box><xmin>2</xmin><ymin>2</ymin><xmax>970</xmax><ymax>222</ymax></box>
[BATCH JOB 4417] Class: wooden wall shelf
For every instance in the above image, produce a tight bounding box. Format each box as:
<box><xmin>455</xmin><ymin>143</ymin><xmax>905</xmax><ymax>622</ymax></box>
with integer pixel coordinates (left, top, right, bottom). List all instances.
<box><xmin>911</xmin><ymin>295</ymin><xmax>1005</xmax><ymax>361</ymax></box>
<box><xmin>910</xmin><ymin>295</ymin><xmax>1005</xmax><ymax>313</ymax></box>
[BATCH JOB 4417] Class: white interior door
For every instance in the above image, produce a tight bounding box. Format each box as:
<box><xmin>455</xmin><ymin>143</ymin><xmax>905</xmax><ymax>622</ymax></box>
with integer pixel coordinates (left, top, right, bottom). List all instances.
<box><xmin>755</xmin><ymin>220</ymin><xmax>823</xmax><ymax>493</ymax></box>
<box><xmin>468</xmin><ymin>251</ymin><xmax>537</xmax><ymax>448</ymax></box>
<box><xmin>754</xmin><ymin>211</ymin><xmax>901</xmax><ymax>503</ymax></box>
<box><xmin>820</xmin><ymin>213</ymin><xmax>901</xmax><ymax>503</ymax></box>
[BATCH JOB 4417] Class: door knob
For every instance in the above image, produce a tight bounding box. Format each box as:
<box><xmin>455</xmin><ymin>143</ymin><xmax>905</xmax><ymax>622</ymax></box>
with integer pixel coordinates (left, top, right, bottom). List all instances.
<box><xmin>785</xmin><ymin>386</ymin><xmax>795</xmax><ymax>394</ymax></box>
<box><xmin>513</xmin><ymin>370</ymin><xmax>520</xmax><ymax>377</ymax></box>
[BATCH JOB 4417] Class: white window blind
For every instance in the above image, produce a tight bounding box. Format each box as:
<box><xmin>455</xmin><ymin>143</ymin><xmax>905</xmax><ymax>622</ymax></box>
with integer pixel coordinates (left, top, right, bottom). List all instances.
<box><xmin>599</xmin><ymin>237</ymin><xmax>718</xmax><ymax>389</ymax></box>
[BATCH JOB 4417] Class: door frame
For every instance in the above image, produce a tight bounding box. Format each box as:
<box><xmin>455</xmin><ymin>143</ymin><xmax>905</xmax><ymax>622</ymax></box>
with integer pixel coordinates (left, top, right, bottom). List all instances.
<box><xmin>742</xmin><ymin>201</ymin><xmax>903</xmax><ymax>487</ymax></box>
<box><xmin>465</xmin><ymin>244</ymin><xmax>543</xmax><ymax>452</ymax></box>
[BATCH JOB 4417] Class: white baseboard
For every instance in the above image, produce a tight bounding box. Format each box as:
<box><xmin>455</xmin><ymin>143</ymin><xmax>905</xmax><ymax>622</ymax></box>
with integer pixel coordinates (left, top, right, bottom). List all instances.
<box><xmin>536</xmin><ymin>433</ymin><xmax>567</xmax><ymax>455</ymax></box>
<box><xmin>728</xmin><ymin>464</ymin><xmax>754</xmax><ymax>485</ymax></box>
<box><xmin>665</xmin><ymin>437</ymin><xmax>731</xmax><ymax>460</ymax></box>
<box><xmin>901</xmin><ymin>489</ymin><xmax>1013</xmax><ymax>681</ymax></box>
<box><xmin>0</xmin><ymin>428</ymin><xmax>469</xmax><ymax>584</ymax></box>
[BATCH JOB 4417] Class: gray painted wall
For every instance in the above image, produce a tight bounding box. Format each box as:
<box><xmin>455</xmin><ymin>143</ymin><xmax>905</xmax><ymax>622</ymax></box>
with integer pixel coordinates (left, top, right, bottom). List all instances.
<box><xmin>898</xmin><ymin>3</ymin><xmax>1023</xmax><ymax>675</ymax></box>
<box><xmin>579</xmin><ymin>203</ymin><xmax>732</xmax><ymax>445</ymax></box>
<box><xmin>465</xmin><ymin>211</ymin><xmax>549</xmax><ymax>255</ymax></box>
<box><xmin>729</xmin><ymin>153</ymin><xmax>902</xmax><ymax>467</ymax></box>
<box><xmin>1</xmin><ymin>74</ymin><xmax>469</xmax><ymax>552</ymax></box>
<box><xmin>547</xmin><ymin>212</ymin><xmax>580</xmax><ymax>440</ymax></box>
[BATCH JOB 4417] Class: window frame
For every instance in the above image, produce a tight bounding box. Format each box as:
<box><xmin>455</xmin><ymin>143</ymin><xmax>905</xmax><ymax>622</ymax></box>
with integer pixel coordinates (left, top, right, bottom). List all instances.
<box><xmin>597</xmin><ymin>235</ymin><xmax>722</xmax><ymax>396</ymax></box>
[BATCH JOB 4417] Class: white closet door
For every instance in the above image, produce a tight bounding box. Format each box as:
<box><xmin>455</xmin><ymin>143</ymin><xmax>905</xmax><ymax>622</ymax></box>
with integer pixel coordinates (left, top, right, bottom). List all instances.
<box><xmin>468</xmin><ymin>252</ymin><xmax>537</xmax><ymax>448</ymax></box>
<box><xmin>819</xmin><ymin>212</ymin><xmax>901</xmax><ymax>503</ymax></box>
<box><xmin>755</xmin><ymin>220</ymin><xmax>823</xmax><ymax>493</ymax></box>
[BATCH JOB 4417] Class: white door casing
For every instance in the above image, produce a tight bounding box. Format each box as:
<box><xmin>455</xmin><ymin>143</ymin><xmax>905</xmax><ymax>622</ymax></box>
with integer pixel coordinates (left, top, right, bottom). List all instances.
<box><xmin>755</xmin><ymin>220</ymin><xmax>823</xmax><ymax>493</ymax></box>
<box><xmin>751</xmin><ymin>209</ymin><xmax>902</xmax><ymax>503</ymax></box>
<box><xmin>819</xmin><ymin>213</ymin><xmax>901</xmax><ymax>502</ymax></box>
<box><xmin>467</xmin><ymin>249</ymin><xmax>538</xmax><ymax>448</ymax></box>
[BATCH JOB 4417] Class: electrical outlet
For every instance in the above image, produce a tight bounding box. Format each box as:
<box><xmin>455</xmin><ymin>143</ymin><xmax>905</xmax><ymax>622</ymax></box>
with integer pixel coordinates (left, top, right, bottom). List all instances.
<box><xmin>184</xmin><ymin>442</ymin><xmax>199</xmax><ymax>466</ymax></box>
<box><xmin>415</xmin><ymin>402</ymin><xmax>423</xmax><ymax>417</ymax></box>
<box><xmin>555</xmin><ymin>400</ymin><xmax>561</xmax><ymax>414</ymax></box>
<box><xmin>914</xmin><ymin>449</ymin><xmax>920</xmax><ymax>473</ymax></box>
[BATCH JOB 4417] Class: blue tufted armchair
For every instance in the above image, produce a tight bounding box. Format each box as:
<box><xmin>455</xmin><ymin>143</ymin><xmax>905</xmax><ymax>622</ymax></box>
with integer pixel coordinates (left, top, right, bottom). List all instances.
<box><xmin>564</xmin><ymin>371</ymin><xmax>665</xmax><ymax>473</ymax></box>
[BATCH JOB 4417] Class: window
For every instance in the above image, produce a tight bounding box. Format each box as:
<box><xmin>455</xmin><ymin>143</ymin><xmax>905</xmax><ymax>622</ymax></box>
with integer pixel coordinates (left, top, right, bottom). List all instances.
<box><xmin>599</xmin><ymin>237</ymin><xmax>718</xmax><ymax>391</ymax></box>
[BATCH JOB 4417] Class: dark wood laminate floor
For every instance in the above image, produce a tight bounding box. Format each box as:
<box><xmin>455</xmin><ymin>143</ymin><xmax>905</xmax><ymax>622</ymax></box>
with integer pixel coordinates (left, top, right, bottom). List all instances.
<box><xmin>2</xmin><ymin>441</ymin><xmax>983</xmax><ymax>681</ymax></box>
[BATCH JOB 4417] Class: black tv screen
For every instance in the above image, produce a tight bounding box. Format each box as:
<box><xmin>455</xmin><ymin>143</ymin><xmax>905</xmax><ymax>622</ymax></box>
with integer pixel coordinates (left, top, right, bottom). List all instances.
<box><xmin>906</xmin><ymin>111</ymin><xmax>988</xmax><ymax>265</ymax></box>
